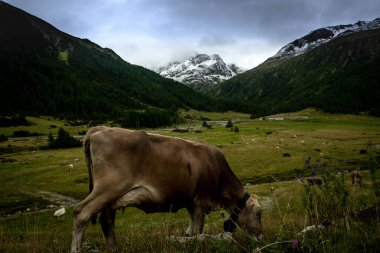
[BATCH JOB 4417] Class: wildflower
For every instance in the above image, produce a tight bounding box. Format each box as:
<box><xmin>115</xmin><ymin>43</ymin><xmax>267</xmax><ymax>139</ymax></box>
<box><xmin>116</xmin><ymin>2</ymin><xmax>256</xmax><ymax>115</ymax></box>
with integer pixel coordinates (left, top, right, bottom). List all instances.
<box><xmin>292</xmin><ymin>239</ymin><xmax>299</xmax><ymax>249</ymax></box>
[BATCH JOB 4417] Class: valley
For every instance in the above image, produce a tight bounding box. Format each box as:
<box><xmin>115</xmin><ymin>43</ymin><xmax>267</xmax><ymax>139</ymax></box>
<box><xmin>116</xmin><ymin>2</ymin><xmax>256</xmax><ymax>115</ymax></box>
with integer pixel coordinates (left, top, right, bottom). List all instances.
<box><xmin>1</xmin><ymin>2</ymin><xmax>380</xmax><ymax>252</ymax></box>
<box><xmin>1</xmin><ymin>110</ymin><xmax>380</xmax><ymax>252</ymax></box>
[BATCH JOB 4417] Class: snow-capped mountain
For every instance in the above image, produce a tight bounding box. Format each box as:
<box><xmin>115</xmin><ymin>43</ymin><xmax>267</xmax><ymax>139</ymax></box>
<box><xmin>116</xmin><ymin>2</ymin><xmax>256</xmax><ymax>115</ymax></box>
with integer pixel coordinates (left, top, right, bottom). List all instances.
<box><xmin>157</xmin><ymin>54</ymin><xmax>245</xmax><ymax>92</ymax></box>
<box><xmin>270</xmin><ymin>17</ymin><xmax>380</xmax><ymax>60</ymax></box>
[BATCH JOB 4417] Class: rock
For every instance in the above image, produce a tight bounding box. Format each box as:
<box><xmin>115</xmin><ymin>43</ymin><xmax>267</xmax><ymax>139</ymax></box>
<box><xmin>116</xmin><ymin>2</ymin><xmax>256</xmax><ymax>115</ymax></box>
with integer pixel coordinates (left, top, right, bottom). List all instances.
<box><xmin>54</xmin><ymin>207</ymin><xmax>66</xmax><ymax>217</ymax></box>
<box><xmin>297</xmin><ymin>224</ymin><xmax>325</xmax><ymax>235</ymax></box>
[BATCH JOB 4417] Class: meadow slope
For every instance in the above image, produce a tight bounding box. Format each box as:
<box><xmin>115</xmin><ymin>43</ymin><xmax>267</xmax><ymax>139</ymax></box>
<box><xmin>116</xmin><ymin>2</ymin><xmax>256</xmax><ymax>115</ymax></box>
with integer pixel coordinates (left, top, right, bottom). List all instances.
<box><xmin>1</xmin><ymin>109</ymin><xmax>380</xmax><ymax>252</ymax></box>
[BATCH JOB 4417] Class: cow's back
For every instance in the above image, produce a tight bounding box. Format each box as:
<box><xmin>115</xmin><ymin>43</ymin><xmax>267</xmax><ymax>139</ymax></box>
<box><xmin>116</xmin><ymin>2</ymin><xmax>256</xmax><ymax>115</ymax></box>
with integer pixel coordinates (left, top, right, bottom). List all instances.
<box><xmin>87</xmin><ymin>127</ymin><xmax>242</xmax><ymax>211</ymax></box>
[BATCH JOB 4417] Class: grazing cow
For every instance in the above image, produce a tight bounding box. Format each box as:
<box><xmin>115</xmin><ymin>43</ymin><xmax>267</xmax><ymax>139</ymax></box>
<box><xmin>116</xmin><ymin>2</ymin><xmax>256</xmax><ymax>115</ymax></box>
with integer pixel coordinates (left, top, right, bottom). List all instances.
<box><xmin>71</xmin><ymin>127</ymin><xmax>262</xmax><ymax>253</ymax></box>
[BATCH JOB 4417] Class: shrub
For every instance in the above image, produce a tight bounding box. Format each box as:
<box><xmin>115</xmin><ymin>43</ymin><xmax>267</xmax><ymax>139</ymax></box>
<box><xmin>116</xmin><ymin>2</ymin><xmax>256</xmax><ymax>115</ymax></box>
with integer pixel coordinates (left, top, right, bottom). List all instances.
<box><xmin>0</xmin><ymin>115</ymin><xmax>30</xmax><ymax>127</ymax></box>
<box><xmin>0</xmin><ymin>134</ymin><xmax>8</xmax><ymax>142</ymax></box>
<box><xmin>226</xmin><ymin>119</ymin><xmax>233</xmax><ymax>128</ymax></box>
<box><xmin>202</xmin><ymin>120</ymin><xmax>212</xmax><ymax>129</ymax></box>
<box><xmin>48</xmin><ymin>128</ymin><xmax>82</xmax><ymax>149</ymax></box>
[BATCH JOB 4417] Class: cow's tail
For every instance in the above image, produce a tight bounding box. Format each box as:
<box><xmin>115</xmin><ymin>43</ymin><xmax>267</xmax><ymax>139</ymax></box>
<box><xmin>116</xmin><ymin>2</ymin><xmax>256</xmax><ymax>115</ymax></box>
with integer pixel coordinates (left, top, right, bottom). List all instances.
<box><xmin>84</xmin><ymin>126</ymin><xmax>107</xmax><ymax>225</ymax></box>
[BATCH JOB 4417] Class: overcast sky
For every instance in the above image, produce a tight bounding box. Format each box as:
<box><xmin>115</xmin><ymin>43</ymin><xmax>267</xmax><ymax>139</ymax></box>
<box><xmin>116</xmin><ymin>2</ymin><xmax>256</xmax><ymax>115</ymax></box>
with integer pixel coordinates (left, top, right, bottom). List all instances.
<box><xmin>4</xmin><ymin>0</ymin><xmax>380</xmax><ymax>70</ymax></box>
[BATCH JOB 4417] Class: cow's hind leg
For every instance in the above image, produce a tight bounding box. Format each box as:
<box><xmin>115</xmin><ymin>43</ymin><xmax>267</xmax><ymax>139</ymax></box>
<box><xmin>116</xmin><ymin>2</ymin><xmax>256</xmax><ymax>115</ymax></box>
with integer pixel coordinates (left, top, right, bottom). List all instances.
<box><xmin>185</xmin><ymin>206</ymin><xmax>205</xmax><ymax>236</ymax></box>
<box><xmin>71</xmin><ymin>190</ymin><xmax>116</xmax><ymax>253</ymax></box>
<box><xmin>100</xmin><ymin>206</ymin><xmax>118</xmax><ymax>252</ymax></box>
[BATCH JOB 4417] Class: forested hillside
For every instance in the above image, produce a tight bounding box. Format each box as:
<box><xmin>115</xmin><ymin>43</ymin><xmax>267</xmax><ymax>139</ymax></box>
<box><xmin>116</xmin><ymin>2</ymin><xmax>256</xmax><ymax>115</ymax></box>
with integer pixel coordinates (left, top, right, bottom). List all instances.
<box><xmin>214</xmin><ymin>28</ymin><xmax>380</xmax><ymax>117</ymax></box>
<box><xmin>0</xmin><ymin>1</ymin><xmax>210</xmax><ymax>121</ymax></box>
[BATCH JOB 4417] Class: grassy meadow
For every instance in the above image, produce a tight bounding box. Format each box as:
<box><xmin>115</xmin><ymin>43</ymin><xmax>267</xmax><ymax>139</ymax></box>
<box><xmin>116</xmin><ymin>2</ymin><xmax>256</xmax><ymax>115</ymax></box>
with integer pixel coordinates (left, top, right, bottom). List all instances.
<box><xmin>0</xmin><ymin>109</ymin><xmax>380</xmax><ymax>252</ymax></box>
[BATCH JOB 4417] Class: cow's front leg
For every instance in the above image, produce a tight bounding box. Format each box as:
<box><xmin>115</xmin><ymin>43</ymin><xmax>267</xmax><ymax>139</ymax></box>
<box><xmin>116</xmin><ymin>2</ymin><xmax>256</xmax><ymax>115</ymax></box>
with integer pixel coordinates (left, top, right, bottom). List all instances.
<box><xmin>185</xmin><ymin>207</ymin><xmax>205</xmax><ymax>236</ymax></box>
<box><xmin>100</xmin><ymin>206</ymin><xmax>118</xmax><ymax>253</ymax></box>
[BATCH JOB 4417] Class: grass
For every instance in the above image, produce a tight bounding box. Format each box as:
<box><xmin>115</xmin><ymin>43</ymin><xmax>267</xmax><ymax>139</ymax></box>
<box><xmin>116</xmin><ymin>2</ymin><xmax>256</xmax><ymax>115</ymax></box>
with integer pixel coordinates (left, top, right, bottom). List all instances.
<box><xmin>58</xmin><ymin>50</ymin><xmax>69</xmax><ymax>64</ymax></box>
<box><xmin>0</xmin><ymin>109</ymin><xmax>380</xmax><ymax>252</ymax></box>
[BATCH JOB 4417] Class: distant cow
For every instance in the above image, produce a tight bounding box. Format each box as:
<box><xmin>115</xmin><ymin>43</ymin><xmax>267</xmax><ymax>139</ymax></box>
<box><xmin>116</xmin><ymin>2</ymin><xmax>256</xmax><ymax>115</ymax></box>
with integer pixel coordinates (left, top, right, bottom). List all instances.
<box><xmin>71</xmin><ymin>127</ymin><xmax>262</xmax><ymax>253</ymax></box>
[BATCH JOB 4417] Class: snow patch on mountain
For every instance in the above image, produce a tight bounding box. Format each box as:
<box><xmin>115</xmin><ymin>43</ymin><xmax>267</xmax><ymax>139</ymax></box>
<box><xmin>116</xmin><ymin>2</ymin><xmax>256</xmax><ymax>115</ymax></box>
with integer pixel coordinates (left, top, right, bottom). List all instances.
<box><xmin>271</xmin><ymin>17</ymin><xmax>380</xmax><ymax>60</ymax></box>
<box><xmin>157</xmin><ymin>54</ymin><xmax>245</xmax><ymax>92</ymax></box>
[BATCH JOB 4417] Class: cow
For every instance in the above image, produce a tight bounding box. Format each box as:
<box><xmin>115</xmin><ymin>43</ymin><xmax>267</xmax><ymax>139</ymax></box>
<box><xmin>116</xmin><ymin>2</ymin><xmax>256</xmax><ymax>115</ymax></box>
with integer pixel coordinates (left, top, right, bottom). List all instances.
<box><xmin>71</xmin><ymin>126</ymin><xmax>262</xmax><ymax>253</ymax></box>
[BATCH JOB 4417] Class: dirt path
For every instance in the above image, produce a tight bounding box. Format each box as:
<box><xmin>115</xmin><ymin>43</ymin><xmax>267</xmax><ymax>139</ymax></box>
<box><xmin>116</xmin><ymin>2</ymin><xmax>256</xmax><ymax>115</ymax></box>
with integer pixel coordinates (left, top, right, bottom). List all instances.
<box><xmin>24</xmin><ymin>190</ymin><xmax>79</xmax><ymax>207</ymax></box>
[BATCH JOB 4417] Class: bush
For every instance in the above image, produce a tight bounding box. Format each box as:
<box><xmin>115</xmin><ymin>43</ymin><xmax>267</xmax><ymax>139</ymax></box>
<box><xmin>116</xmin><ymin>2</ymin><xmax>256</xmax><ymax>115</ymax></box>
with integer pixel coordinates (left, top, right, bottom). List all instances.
<box><xmin>0</xmin><ymin>115</ymin><xmax>30</xmax><ymax>127</ymax></box>
<box><xmin>202</xmin><ymin>120</ymin><xmax>212</xmax><ymax>129</ymax></box>
<box><xmin>0</xmin><ymin>134</ymin><xmax>8</xmax><ymax>142</ymax></box>
<box><xmin>48</xmin><ymin>128</ymin><xmax>82</xmax><ymax>149</ymax></box>
<box><xmin>226</xmin><ymin>119</ymin><xmax>233</xmax><ymax>128</ymax></box>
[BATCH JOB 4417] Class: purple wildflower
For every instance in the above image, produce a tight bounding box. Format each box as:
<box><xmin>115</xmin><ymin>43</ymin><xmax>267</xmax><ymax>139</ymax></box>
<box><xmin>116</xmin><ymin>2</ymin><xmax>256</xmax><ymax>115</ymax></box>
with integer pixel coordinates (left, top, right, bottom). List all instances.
<box><xmin>292</xmin><ymin>239</ymin><xmax>299</xmax><ymax>249</ymax></box>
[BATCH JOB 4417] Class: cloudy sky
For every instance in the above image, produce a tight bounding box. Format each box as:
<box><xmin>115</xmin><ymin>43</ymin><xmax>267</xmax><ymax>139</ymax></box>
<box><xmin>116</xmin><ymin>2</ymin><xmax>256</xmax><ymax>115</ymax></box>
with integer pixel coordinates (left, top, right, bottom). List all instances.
<box><xmin>4</xmin><ymin>0</ymin><xmax>380</xmax><ymax>70</ymax></box>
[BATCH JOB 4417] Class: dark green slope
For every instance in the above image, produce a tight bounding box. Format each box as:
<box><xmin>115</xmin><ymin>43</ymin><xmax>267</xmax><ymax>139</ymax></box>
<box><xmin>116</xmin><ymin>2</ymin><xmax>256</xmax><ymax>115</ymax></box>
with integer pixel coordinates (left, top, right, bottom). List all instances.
<box><xmin>215</xmin><ymin>29</ymin><xmax>380</xmax><ymax>116</ymax></box>
<box><xmin>0</xmin><ymin>2</ymin><xmax>210</xmax><ymax>119</ymax></box>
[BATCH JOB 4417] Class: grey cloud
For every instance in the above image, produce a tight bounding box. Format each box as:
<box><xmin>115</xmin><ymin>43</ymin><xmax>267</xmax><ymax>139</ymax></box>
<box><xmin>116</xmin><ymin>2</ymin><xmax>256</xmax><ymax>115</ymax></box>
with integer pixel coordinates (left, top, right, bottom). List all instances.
<box><xmin>198</xmin><ymin>35</ymin><xmax>236</xmax><ymax>47</ymax></box>
<box><xmin>156</xmin><ymin>0</ymin><xmax>380</xmax><ymax>43</ymax></box>
<box><xmin>7</xmin><ymin>0</ymin><xmax>380</xmax><ymax>42</ymax></box>
<box><xmin>4</xmin><ymin>0</ymin><xmax>380</xmax><ymax>69</ymax></box>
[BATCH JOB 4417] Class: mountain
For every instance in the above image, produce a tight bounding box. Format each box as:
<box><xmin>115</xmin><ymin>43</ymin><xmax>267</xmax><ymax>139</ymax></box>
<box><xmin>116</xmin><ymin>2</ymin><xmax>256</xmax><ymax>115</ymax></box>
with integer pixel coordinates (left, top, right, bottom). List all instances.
<box><xmin>0</xmin><ymin>1</ymin><xmax>210</xmax><ymax>120</ymax></box>
<box><xmin>213</xmin><ymin>19</ymin><xmax>380</xmax><ymax>116</ymax></box>
<box><xmin>157</xmin><ymin>54</ymin><xmax>245</xmax><ymax>92</ymax></box>
<box><xmin>270</xmin><ymin>18</ymin><xmax>380</xmax><ymax>60</ymax></box>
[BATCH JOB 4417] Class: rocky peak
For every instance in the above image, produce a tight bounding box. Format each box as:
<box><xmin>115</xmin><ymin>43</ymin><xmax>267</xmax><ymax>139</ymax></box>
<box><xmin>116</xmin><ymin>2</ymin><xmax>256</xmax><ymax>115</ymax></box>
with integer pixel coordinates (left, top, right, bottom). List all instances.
<box><xmin>157</xmin><ymin>53</ymin><xmax>245</xmax><ymax>93</ymax></box>
<box><xmin>190</xmin><ymin>54</ymin><xmax>211</xmax><ymax>64</ymax></box>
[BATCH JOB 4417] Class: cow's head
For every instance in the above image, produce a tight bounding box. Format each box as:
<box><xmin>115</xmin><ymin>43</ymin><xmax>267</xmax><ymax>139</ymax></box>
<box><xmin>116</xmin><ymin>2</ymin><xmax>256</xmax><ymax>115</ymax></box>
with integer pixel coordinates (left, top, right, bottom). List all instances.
<box><xmin>236</xmin><ymin>194</ymin><xmax>263</xmax><ymax>240</ymax></box>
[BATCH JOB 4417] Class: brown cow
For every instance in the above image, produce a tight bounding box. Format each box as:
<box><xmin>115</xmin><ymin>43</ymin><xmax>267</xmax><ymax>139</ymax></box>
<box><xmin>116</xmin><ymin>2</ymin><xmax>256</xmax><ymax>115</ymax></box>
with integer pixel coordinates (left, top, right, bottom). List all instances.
<box><xmin>71</xmin><ymin>126</ymin><xmax>262</xmax><ymax>253</ymax></box>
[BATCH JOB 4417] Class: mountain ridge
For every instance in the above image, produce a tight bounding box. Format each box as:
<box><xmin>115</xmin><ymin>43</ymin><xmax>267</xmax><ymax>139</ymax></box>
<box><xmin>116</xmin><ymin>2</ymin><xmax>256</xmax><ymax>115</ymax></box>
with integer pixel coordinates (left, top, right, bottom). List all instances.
<box><xmin>213</xmin><ymin>25</ymin><xmax>380</xmax><ymax>116</ymax></box>
<box><xmin>269</xmin><ymin>17</ymin><xmax>380</xmax><ymax>61</ymax></box>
